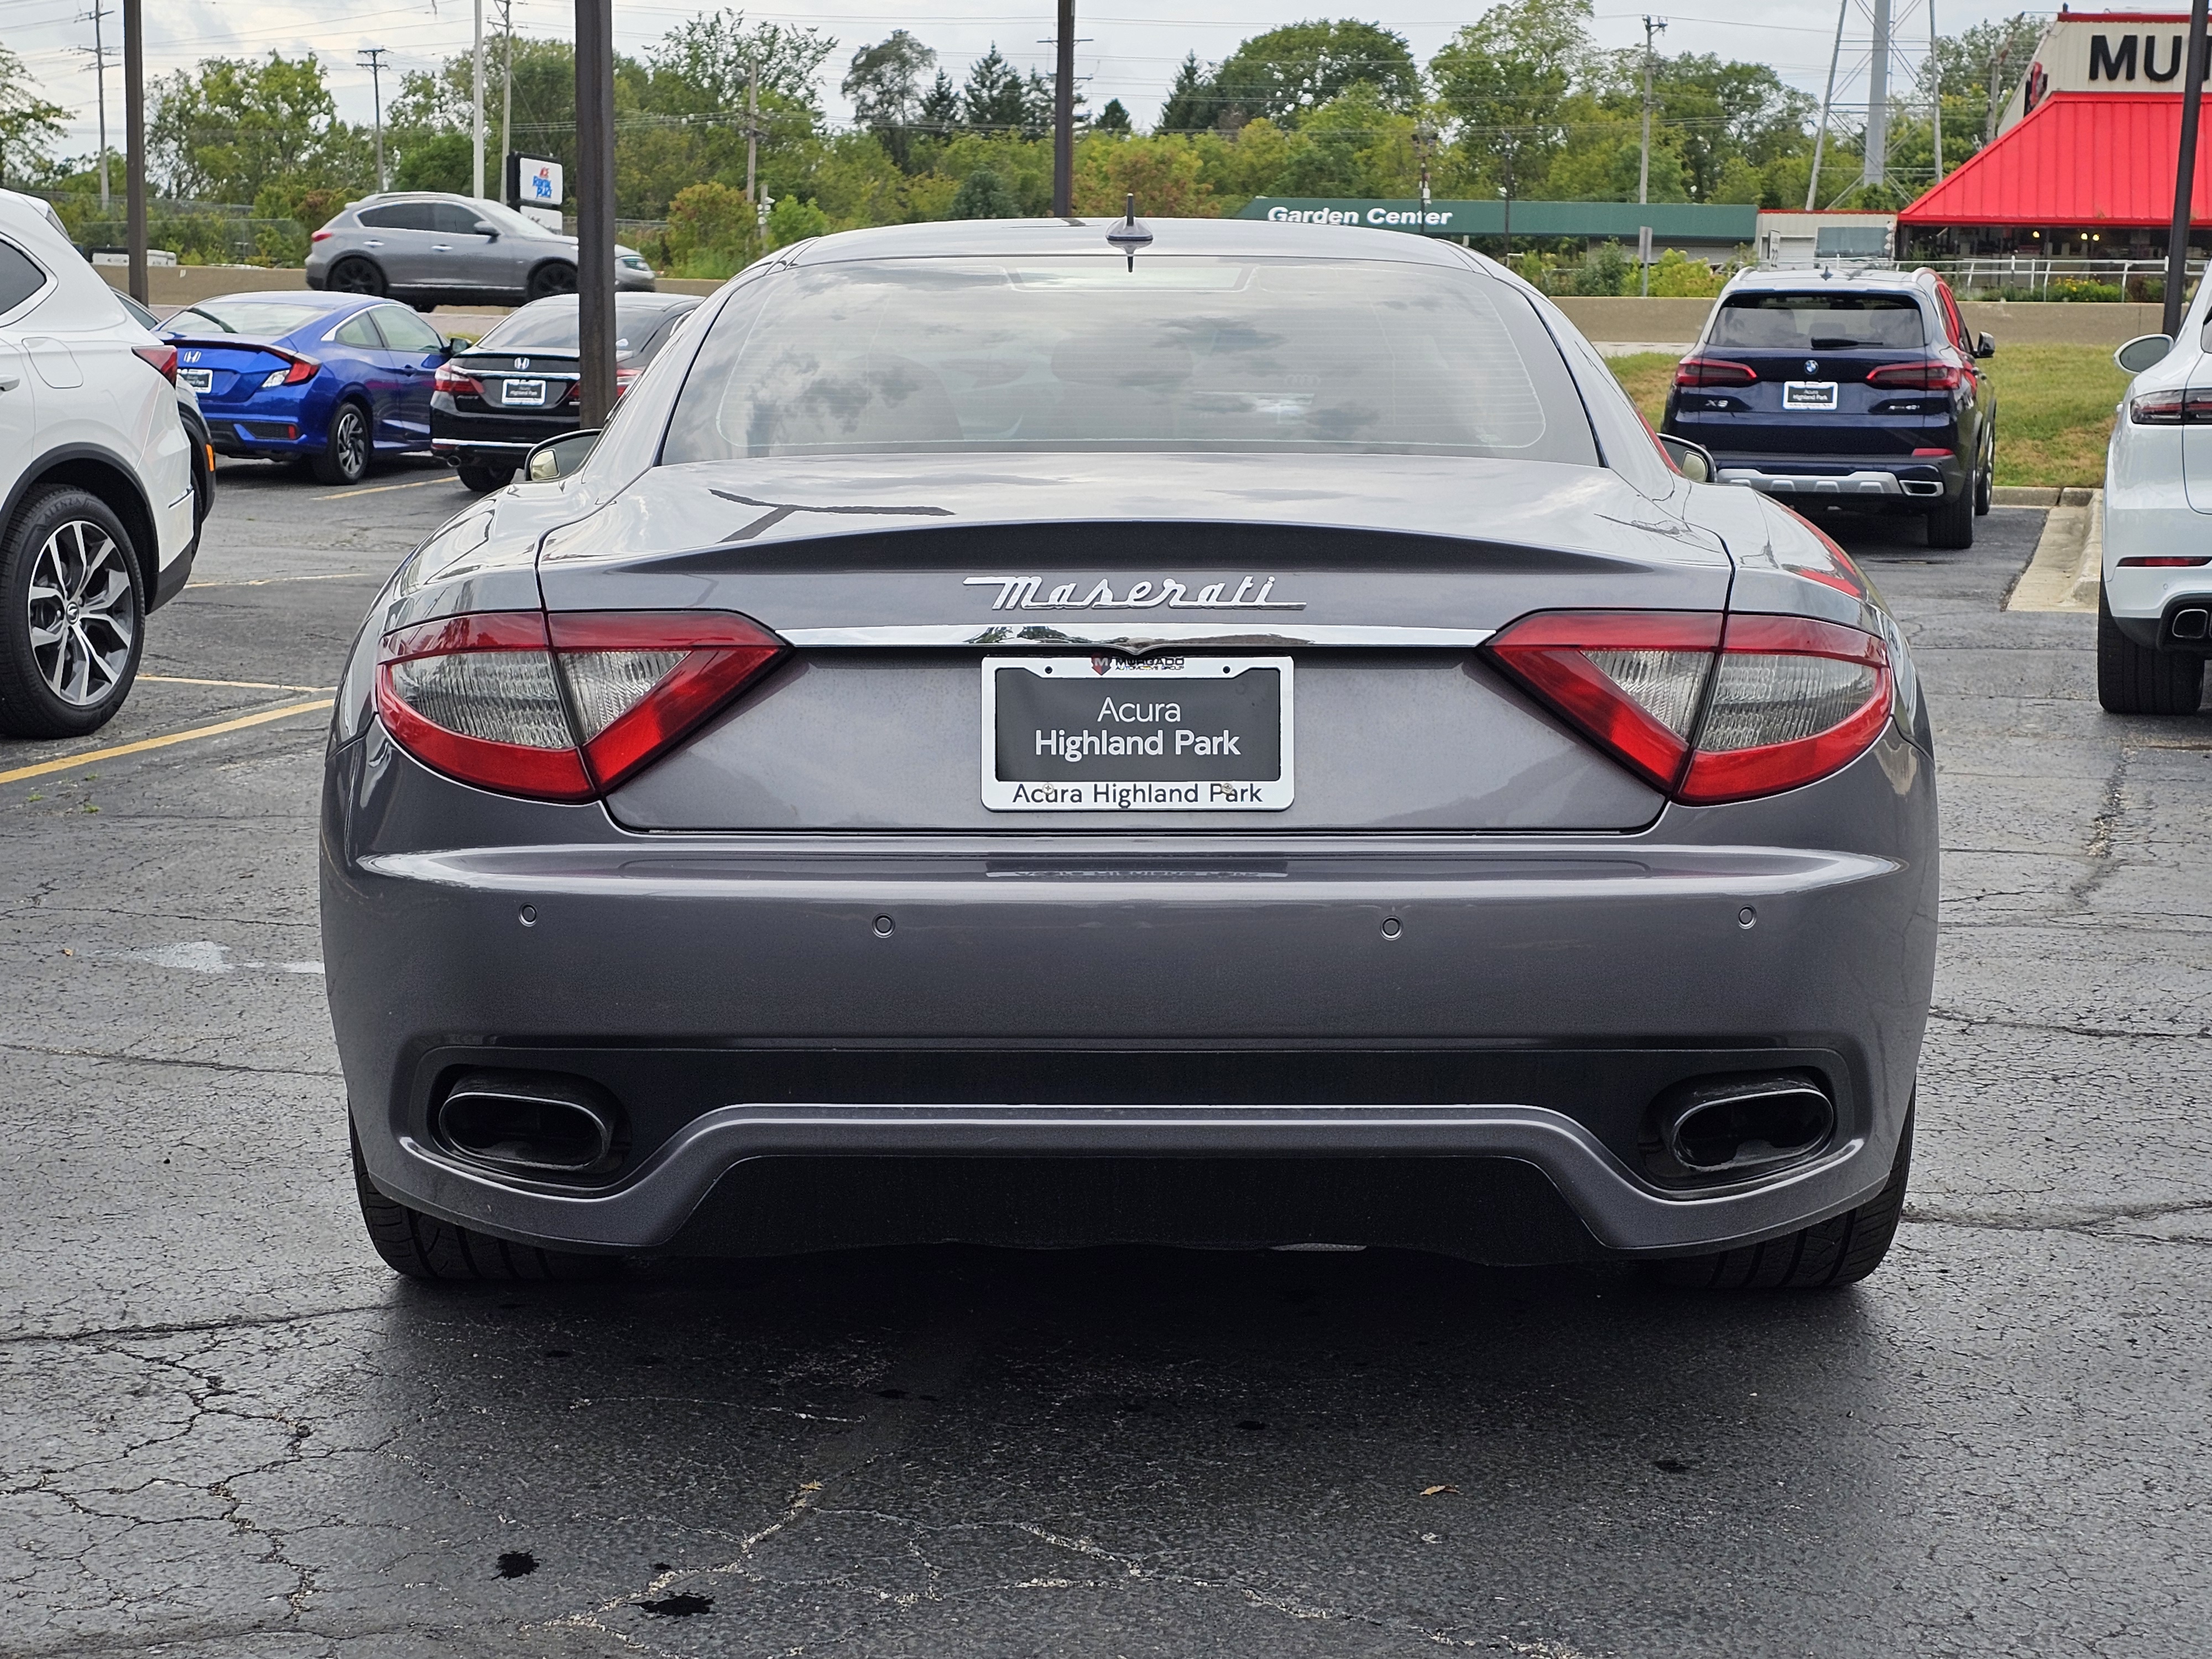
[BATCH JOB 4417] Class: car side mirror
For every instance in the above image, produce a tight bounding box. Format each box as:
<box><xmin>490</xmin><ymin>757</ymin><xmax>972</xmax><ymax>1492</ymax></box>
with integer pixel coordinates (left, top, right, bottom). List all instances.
<box><xmin>472</xmin><ymin>222</ymin><xmax>499</xmax><ymax>240</ymax></box>
<box><xmin>525</xmin><ymin>429</ymin><xmax>600</xmax><ymax>483</ymax></box>
<box><xmin>1657</xmin><ymin>434</ymin><xmax>1717</xmax><ymax>484</ymax></box>
<box><xmin>2116</xmin><ymin>333</ymin><xmax>2175</xmax><ymax>374</ymax></box>
<box><xmin>1975</xmin><ymin>332</ymin><xmax>1996</xmax><ymax>359</ymax></box>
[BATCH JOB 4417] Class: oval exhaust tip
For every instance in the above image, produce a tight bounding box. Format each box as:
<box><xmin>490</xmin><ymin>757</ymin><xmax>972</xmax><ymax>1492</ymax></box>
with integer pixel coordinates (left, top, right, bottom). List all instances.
<box><xmin>436</xmin><ymin>1071</ymin><xmax>624</xmax><ymax>1177</ymax></box>
<box><xmin>1653</xmin><ymin>1074</ymin><xmax>1834</xmax><ymax>1179</ymax></box>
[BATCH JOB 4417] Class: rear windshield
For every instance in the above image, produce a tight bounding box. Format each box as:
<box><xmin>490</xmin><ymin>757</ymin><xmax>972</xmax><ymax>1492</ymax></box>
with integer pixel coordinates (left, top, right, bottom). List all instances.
<box><xmin>474</xmin><ymin>297</ymin><xmax>694</xmax><ymax>359</ymax></box>
<box><xmin>1707</xmin><ymin>293</ymin><xmax>1926</xmax><ymax>351</ymax></box>
<box><xmin>660</xmin><ymin>257</ymin><xmax>1598</xmax><ymax>464</ymax></box>
<box><xmin>169</xmin><ymin>300</ymin><xmax>333</xmax><ymax>338</ymax></box>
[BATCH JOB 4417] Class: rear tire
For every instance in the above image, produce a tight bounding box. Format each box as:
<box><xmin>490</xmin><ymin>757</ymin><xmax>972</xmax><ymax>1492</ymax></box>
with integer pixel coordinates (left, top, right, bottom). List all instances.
<box><xmin>527</xmin><ymin>262</ymin><xmax>578</xmax><ymax>301</ymax></box>
<box><xmin>311</xmin><ymin>401</ymin><xmax>371</xmax><ymax>486</ymax></box>
<box><xmin>1653</xmin><ymin>1106</ymin><xmax>1913</xmax><ymax>1291</ymax></box>
<box><xmin>327</xmin><ymin>256</ymin><xmax>386</xmax><ymax>297</ymax></box>
<box><xmin>0</xmin><ymin>487</ymin><xmax>145</xmax><ymax>738</ymax></box>
<box><xmin>2098</xmin><ymin>590</ymin><xmax>2204</xmax><ymax>714</ymax></box>
<box><xmin>1975</xmin><ymin>431</ymin><xmax>1994</xmax><ymax>514</ymax></box>
<box><xmin>456</xmin><ymin>463</ymin><xmax>515</xmax><ymax>493</ymax></box>
<box><xmin>1926</xmin><ymin>479</ymin><xmax>1975</xmax><ymax>549</ymax></box>
<box><xmin>352</xmin><ymin>1128</ymin><xmax>616</xmax><ymax>1281</ymax></box>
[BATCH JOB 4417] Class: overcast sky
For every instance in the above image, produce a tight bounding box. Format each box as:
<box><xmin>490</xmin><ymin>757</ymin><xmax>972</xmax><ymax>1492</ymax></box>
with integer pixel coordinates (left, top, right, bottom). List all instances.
<box><xmin>1</xmin><ymin>1</ymin><xmax>2103</xmax><ymax>162</ymax></box>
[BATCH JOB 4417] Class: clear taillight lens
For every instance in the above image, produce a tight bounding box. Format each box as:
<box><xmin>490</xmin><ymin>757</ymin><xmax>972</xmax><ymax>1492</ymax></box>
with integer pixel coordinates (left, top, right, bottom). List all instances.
<box><xmin>1486</xmin><ymin>610</ymin><xmax>1893</xmax><ymax>803</ymax></box>
<box><xmin>432</xmin><ymin>363</ymin><xmax>481</xmax><ymax>396</ymax></box>
<box><xmin>375</xmin><ymin>610</ymin><xmax>787</xmax><ymax>800</ymax></box>
<box><xmin>2127</xmin><ymin>388</ymin><xmax>2212</xmax><ymax>425</ymax></box>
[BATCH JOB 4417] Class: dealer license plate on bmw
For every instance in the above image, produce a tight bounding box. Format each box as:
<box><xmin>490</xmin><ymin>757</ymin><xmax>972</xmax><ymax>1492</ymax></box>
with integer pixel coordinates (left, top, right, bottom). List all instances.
<box><xmin>1783</xmin><ymin>380</ymin><xmax>1839</xmax><ymax>410</ymax></box>
<box><xmin>982</xmin><ymin>655</ymin><xmax>1294</xmax><ymax>811</ymax></box>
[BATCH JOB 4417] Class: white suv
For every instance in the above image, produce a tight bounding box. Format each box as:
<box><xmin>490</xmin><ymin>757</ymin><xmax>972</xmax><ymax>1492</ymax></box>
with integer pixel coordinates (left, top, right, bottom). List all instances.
<box><xmin>0</xmin><ymin>193</ymin><xmax>198</xmax><ymax>737</ymax></box>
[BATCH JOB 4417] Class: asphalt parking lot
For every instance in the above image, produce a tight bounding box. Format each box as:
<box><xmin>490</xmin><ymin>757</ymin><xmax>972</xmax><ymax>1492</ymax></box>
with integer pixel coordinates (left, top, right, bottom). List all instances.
<box><xmin>4</xmin><ymin>469</ymin><xmax>2209</xmax><ymax>1657</ymax></box>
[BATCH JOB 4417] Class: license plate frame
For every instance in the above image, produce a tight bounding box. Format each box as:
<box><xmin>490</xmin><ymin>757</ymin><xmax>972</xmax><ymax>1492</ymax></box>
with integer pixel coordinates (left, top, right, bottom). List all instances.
<box><xmin>1782</xmin><ymin>380</ymin><xmax>1839</xmax><ymax>411</ymax></box>
<box><xmin>178</xmin><ymin>368</ymin><xmax>213</xmax><ymax>394</ymax></box>
<box><xmin>981</xmin><ymin>655</ymin><xmax>1295</xmax><ymax>812</ymax></box>
<box><xmin>500</xmin><ymin>378</ymin><xmax>548</xmax><ymax>407</ymax></box>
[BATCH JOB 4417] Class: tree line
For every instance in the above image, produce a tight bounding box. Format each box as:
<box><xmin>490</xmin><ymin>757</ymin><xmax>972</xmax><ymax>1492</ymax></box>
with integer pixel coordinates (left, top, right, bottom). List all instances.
<box><xmin>0</xmin><ymin>2</ymin><xmax>2046</xmax><ymax>275</ymax></box>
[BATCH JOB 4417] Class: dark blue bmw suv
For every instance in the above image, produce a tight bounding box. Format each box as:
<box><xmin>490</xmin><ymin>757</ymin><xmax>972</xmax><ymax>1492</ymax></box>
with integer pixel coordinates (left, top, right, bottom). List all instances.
<box><xmin>1662</xmin><ymin>266</ymin><xmax>1996</xmax><ymax>549</ymax></box>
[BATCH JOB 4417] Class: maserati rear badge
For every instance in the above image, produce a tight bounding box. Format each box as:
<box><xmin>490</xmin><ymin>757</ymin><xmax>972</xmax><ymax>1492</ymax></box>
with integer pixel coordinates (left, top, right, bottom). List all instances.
<box><xmin>964</xmin><ymin>575</ymin><xmax>1304</xmax><ymax>612</ymax></box>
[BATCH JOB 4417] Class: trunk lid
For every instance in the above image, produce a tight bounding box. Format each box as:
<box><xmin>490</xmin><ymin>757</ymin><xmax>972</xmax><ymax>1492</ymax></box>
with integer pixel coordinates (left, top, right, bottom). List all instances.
<box><xmin>535</xmin><ymin>454</ymin><xmax>1733</xmax><ymax>832</ymax></box>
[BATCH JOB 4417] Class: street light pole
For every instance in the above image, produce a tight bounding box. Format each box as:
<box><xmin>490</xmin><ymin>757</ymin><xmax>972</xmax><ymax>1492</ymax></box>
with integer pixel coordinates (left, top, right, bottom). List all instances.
<box><xmin>1052</xmin><ymin>0</ymin><xmax>1074</xmax><ymax>216</ymax></box>
<box><xmin>2163</xmin><ymin>0</ymin><xmax>2211</xmax><ymax>339</ymax></box>
<box><xmin>122</xmin><ymin>0</ymin><xmax>145</xmax><ymax>304</ymax></box>
<box><xmin>575</xmin><ymin>0</ymin><xmax>616</xmax><ymax>426</ymax></box>
<box><xmin>472</xmin><ymin>0</ymin><xmax>486</xmax><ymax>201</ymax></box>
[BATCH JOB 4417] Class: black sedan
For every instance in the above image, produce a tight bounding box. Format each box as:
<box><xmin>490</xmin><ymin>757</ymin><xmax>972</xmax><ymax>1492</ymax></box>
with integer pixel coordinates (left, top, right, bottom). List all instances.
<box><xmin>430</xmin><ymin>292</ymin><xmax>700</xmax><ymax>491</ymax></box>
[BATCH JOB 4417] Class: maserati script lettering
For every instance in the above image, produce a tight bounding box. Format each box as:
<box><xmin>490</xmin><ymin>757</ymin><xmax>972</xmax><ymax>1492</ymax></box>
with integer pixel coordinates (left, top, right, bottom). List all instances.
<box><xmin>963</xmin><ymin>576</ymin><xmax>1305</xmax><ymax>612</ymax></box>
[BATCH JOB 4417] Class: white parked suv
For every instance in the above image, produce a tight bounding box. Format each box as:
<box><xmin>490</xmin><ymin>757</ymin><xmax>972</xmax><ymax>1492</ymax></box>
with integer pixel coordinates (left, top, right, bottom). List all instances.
<box><xmin>2102</xmin><ymin>278</ymin><xmax>2212</xmax><ymax>714</ymax></box>
<box><xmin>0</xmin><ymin>192</ymin><xmax>199</xmax><ymax>737</ymax></box>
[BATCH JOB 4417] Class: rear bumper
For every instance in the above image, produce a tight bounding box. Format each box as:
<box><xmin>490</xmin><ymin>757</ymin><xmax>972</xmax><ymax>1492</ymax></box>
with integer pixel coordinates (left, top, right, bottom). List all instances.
<box><xmin>1709</xmin><ymin>453</ymin><xmax>1966</xmax><ymax>505</ymax></box>
<box><xmin>325</xmin><ymin>731</ymin><xmax>1939</xmax><ymax>1263</ymax></box>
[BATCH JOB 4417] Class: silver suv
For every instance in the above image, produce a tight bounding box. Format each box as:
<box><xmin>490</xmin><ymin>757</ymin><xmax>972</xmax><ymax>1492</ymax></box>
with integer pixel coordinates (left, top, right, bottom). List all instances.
<box><xmin>306</xmin><ymin>194</ymin><xmax>655</xmax><ymax>308</ymax></box>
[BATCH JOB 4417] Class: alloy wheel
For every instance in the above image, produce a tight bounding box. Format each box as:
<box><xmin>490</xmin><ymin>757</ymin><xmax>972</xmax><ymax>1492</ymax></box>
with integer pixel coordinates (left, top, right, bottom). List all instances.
<box><xmin>335</xmin><ymin>407</ymin><xmax>368</xmax><ymax>481</ymax></box>
<box><xmin>27</xmin><ymin>518</ymin><xmax>136</xmax><ymax>708</ymax></box>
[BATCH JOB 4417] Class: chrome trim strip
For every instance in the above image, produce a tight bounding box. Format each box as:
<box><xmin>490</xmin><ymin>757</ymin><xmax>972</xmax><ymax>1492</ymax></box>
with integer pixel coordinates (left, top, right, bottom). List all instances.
<box><xmin>778</xmin><ymin>623</ymin><xmax>1496</xmax><ymax>651</ymax></box>
<box><xmin>1718</xmin><ymin>467</ymin><xmax>1907</xmax><ymax>498</ymax></box>
<box><xmin>431</xmin><ymin>439</ymin><xmax>536</xmax><ymax>452</ymax></box>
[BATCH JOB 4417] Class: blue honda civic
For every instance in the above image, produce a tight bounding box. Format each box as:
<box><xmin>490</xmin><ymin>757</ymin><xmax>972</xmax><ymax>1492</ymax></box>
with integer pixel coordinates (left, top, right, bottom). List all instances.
<box><xmin>161</xmin><ymin>291</ymin><xmax>453</xmax><ymax>485</ymax></box>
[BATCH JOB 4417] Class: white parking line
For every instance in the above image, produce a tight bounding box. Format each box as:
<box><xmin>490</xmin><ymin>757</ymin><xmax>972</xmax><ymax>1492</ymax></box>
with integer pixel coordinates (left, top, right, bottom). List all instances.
<box><xmin>140</xmin><ymin>675</ymin><xmax>336</xmax><ymax>692</ymax></box>
<box><xmin>186</xmin><ymin>572</ymin><xmax>366</xmax><ymax>588</ymax></box>
<box><xmin>315</xmin><ymin>477</ymin><xmax>456</xmax><ymax>501</ymax></box>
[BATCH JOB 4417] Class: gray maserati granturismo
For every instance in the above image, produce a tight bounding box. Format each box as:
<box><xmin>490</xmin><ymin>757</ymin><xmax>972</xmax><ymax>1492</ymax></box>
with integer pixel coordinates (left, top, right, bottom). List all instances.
<box><xmin>322</xmin><ymin>216</ymin><xmax>1937</xmax><ymax>1291</ymax></box>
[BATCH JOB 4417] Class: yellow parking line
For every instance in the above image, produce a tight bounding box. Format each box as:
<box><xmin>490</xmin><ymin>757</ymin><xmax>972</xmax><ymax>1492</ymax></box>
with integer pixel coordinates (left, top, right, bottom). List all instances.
<box><xmin>140</xmin><ymin>675</ymin><xmax>336</xmax><ymax>692</ymax></box>
<box><xmin>316</xmin><ymin>477</ymin><xmax>454</xmax><ymax>501</ymax></box>
<box><xmin>0</xmin><ymin>698</ymin><xmax>333</xmax><ymax>786</ymax></box>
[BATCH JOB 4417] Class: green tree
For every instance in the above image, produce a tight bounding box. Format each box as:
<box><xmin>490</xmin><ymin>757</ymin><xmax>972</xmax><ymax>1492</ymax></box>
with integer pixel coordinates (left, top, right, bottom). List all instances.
<box><xmin>1157</xmin><ymin>54</ymin><xmax>1223</xmax><ymax>133</ymax></box>
<box><xmin>1211</xmin><ymin>20</ymin><xmax>1420</xmax><ymax>124</ymax></box>
<box><xmin>919</xmin><ymin>72</ymin><xmax>961</xmax><ymax>133</ymax></box>
<box><xmin>0</xmin><ymin>46</ymin><xmax>66</xmax><ymax>189</ymax></box>
<box><xmin>1094</xmin><ymin>98</ymin><xmax>1133</xmax><ymax>134</ymax></box>
<box><xmin>1431</xmin><ymin>0</ymin><xmax>1590</xmax><ymax>210</ymax></box>
<box><xmin>1922</xmin><ymin>12</ymin><xmax>2044</xmax><ymax>149</ymax></box>
<box><xmin>766</xmin><ymin>192</ymin><xmax>827</xmax><ymax>248</ymax></box>
<box><xmin>844</xmin><ymin>31</ymin><xmax>936</xmax><ymax>164</ymax></box>
<box><xmin>148</xmin><ymin>51</ymin><xmax>368</xmax><ymax>203</ymax></box>
<box><xmin>949</xmin><ymin>164</ymin><xmax>1022</xmax><ymax>217</ymax></box>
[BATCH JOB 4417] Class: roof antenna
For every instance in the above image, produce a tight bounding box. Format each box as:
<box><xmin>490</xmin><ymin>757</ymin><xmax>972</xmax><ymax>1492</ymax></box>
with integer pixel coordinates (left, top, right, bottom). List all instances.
<box><xmin>1105</xmin><ymin>193</ymin><xmax>1151</xmax><ymax>270</ymax></box>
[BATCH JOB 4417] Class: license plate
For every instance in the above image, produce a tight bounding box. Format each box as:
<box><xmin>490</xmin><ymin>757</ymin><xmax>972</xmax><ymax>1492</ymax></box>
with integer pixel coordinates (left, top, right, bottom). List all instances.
<box><xmin>178</xmin><ymin>368</ymin><xmax>212</xmax><ymax>393</ymax></box>
<box><xmin>982</xmin><ymin>655</ymin><xmax>1294</xmax><ymax>811</ymax></box>
<box><xmin>1783</xmin><ymin>380</ymin><xmax>1839</xmax><ymax>410</ymax></box>
<box><xmin>501</xmin><ymin>378</ymin><xmax>547</xmax><ymax>406</ymax></box>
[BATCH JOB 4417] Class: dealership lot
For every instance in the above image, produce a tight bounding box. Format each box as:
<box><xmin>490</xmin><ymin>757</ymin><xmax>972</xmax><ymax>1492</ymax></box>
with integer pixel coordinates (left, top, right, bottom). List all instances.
<box><xmin>3</xmin><ymin>473</ymin><xmax>2209</xmax><ymax>1656</ymax></box>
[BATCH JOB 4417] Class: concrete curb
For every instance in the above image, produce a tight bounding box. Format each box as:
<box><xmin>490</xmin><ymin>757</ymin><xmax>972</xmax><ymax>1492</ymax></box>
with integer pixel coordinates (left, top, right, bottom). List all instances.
<box><xmin>1990</xmin><ymin>485</ymin><xmax>2099</xmax><ymax>508</ymax></box>
<box><xmin>2006</xmin><ymin>488</ymin><xmax>2103</xmax><ymax>614</ymax></box>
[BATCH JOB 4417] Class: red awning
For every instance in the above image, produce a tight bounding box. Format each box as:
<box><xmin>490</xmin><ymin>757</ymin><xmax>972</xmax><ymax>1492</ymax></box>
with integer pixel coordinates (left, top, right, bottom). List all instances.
<box><xmin>1900</xmin><ymin>92</ymin><xmax>2212</xmax><ymax>228</ymax></box>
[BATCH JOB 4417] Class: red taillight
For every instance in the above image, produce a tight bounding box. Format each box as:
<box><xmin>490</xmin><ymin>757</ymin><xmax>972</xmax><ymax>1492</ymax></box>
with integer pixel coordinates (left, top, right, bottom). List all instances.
<box><xmin>1486</xmin><ymin>609</ymin><xmax>1893</xmax><ymax>804</ymax></box>
<box><xmin>1674</xmin><ymin>356</ymin><xmax>1756</xmax><ymax>388</ymax></box>
<box><xmin>375</xmin><ymin>609</ymin><xmax>787</xmax><ymax>800</ymax></box>
<box><xmin>132</xmin><ymin>343</ymin><xmax>177</xmax><ymax>384</ymax></box>
<box><xmin>1865</xmin><ymin>359</ymin><xmax>1963</xmax><ymax>391</ymax></box>
<box><xmin>275</xmin><ymin>354</ymin><xmax>319</xmax><ymax>385</ymax></box>
<box><xmin>311</xmin><ymin>229</ymin><xmax>333</xmax><ymax>243</ymax></box>
<box><xmin>432</xmin><ymin>362</ymin><xmax>481</xmax><ymax>397</ymax></box>
<box><xmin>2128</xmin><ymin>388</ymin><xmax>2212</xmax><ymax>425</ymax></box>
<box><xmin>615</xmin><ymin>366</ymin><xmax>640</xmax><ymax>397</ymax></box>
<box><xmin>2116</xmin><ymin>555</ymin><xmax>2212</xmax><ymax>567</ymax></box>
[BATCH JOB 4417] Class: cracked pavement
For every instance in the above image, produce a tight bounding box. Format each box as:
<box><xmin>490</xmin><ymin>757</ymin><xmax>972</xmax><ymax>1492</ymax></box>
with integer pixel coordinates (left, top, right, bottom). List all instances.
<box><xmin>4</xmin><ymin>470</ymin><xmax>2209</xmax><ymax>1657</ymax></box>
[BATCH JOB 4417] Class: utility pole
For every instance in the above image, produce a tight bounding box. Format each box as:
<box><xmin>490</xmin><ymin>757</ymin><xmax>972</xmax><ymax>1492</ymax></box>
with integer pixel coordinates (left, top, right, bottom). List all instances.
<box><xmin>1863</xmin><ymin>0</ymin><xmax>1892</xmax><ymax>193</ymax></box>
<box><xmin>76</xmin><ymin>3</ymin><xmax>113</xmax><ymax>212</ymax></box>
<box><xmin>1638</xmin><ymin>15</ymin><xmax>1666</xmax><ymax>206</ymax></box>
<box><xmin>1807</xmin><ymin>0</ymin><xmax>1846</xmax><ymax>210</ymax></box>
<box><xmin>1928</xmin><ymin>1</ymin><xmax>1943</xmax><ymax>184</ymax></box>
<box><xmin>1984</xmin><ymin>46</ymin><xmax>2008</xmax><ymax>148</ymax></box>
<box><xmin>122</xmin><ymin>0</ymin><xmax>144</xmax><ymax>302</ymax></box>
<box><xmin>2163</xmin><ymin>0</ymin><xmax>2210</xmax><ymax>339</ymax></box>
<box><xmin>472</xmin><ymin>0</ymin><xmax>486</xmax><ymax>201</ymax></box>
<box><xmin>745</xmin><ymin>60</ymin><xmax>758</xmax><ymax>205</ymax></box>
<box><xmin>576</xmin><ymin>0</ymin><xmax>616</xmax><ymax>425</ymax></box>
<box><xmin>1415</xmin><ymin>118</ymin><xmax>1435</xmax><ymax>212</ymax></box>
<box><xmin>358</xmin><ymin>47</ymin><xmax>389</xmax><ymax>192</ymax></box>
<box><xmin>1052</xmin><ymin>0</ymin><xmax>1074</xmax><ymax>215</ymax></box>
